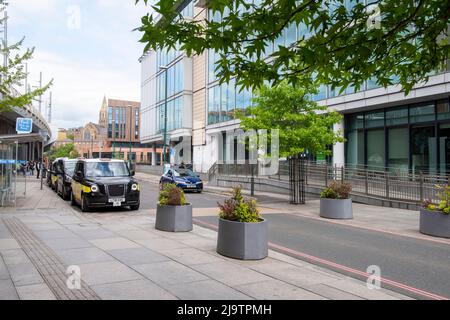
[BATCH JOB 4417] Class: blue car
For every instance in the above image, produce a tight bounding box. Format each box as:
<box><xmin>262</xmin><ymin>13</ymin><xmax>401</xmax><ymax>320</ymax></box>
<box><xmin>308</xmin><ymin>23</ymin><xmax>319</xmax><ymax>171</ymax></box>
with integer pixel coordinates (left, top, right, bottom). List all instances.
<box><xmin>160</xmin><ymin>167</ymin><xmax>203</xmax><ymax>193</ymax></box>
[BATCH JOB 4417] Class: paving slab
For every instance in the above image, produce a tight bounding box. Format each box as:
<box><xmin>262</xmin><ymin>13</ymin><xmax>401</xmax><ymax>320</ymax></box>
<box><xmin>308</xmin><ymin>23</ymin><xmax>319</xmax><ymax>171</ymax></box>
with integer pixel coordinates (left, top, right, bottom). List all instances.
<box><xmin>135</xmin><ymin>238</ymin><xmax>188</xmax><ymax>252</ymax></box>
<box><xmin>0</xmin><ymin>279</ymin><xmax>19</xmax><ymax>300</ymax></box>
<box><xmin>16</xmin><ymin>283</ymin><xmax>56</xmax><ymax>300</ymax></box>
<box><xmin>33</xmin><ymin>229</ymin><xmax>80</xmax><ymax>240</ymax></box>
<box><xmin>55</xmin><ymin>247</ymin><xmax>115</xmax><ymax>265</ymax></box>
<box><xmin>234</xmin><ymin>279</ymin><xmax>326</xmax><ymax>300</ymax></box>
<box><xmin>0</xmin><ymin>258</ymin><xmax>9</xmax><ymax>280</ymax></box>
<box><xmin>92</xmin><ymin>279</ymin><xmax>177</xmax><ymax>300</ymax></box>
<box><xmin>166</xmin><ymin>279</ymin><xmax>252</xmax><ymax>300</ymax></box>
<box><xmin>132</xmin><ymin>261</ymin><xmax>209</xmax><ymax>287</ymax></box>
<box><xmin>6</xmin><ymin>263</ymin><xmax>44</xmax><ymax>287</ymax></box>
<box><xmin>325</xmin><ymin>278</ymin><xmax>402</xmax><ymax>300</ymax></box>
<box><xmin>89</xmin><ymin>237</ymin><xmax>141</xmax><ymax>251</ymax></box>
<box><xmin>0</xmin><ymin>239</ymin><xmax>21</xmax><ymax>250</ymax></box>
<box><xmin>304</xmin><ymin>283</ymin><xmax>365</xmax><ymax>300</ymax></box>
<box><xmin>114</xmin><ymin>229</ymin><xmax>162</xmax><ymax>241</ymax></box>
<box><xmin>0</xmin><ymin>249</ymin><xmax>31</xmax><ymax>266</ymax></box>
<box><xmin>192</xmin><ymin>261</ymin><xmax>273</xmax><ymax>287</ymax></box>
<box><xmin>108</xmin><ymin>247</ymin><xmax>169</xmax><ymax>266</ymax></box>
<box><xmin>78</xmin><ymin>261</ymin><xmax>143</xmax><ymax>286</ymax></box>
<box><xmin>163</xmin><ymin>247</ymin><xmax>226</xmax><ymax>266</ymax></box>
<box><xmin>42</xmin><ymin>237</ymin><xmax>93</xmax><ymax>251</ymax></box>
<box><xmin>68</xmin><ymin>228</ymin><xmax>117</xmax><ymax>240</ymax></box>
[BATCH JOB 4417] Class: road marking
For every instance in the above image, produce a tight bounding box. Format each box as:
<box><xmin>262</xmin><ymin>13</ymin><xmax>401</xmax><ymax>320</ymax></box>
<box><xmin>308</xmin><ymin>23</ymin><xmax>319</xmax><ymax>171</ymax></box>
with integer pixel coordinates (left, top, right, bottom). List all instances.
<box><xmin>193</xmin><ymin>218</ymin><xmax>449</xmax><ymax>301</ymax></box>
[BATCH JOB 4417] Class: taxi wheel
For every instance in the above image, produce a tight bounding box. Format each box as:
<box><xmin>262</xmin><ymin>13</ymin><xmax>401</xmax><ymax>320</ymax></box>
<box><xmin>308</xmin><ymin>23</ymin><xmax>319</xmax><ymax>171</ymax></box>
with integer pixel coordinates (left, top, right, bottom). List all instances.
<box><xmin>62</xmin><ymin>186</ymin><xmax>69</xmax><ymax>200</ymax></box>
<box><xmin>130</xmin><ymin>203</ymin><xmax>140</xmax><ymax>211</ymax></box>
<box><xmin>81</xmin><ymin>194</ymin><xmax>90</xmax><ymax>212</ymax></box>
<box><xmin>70</xmin><ymin>192</ymin><xmax>76</xmax><ymax>206</ymax></box>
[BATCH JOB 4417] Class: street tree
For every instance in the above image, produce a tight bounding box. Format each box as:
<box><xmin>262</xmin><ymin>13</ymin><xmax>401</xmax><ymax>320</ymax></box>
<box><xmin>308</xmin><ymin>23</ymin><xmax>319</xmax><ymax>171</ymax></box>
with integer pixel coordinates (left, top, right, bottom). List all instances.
<box><xmin>238</xmin><ymin>82</ymin><xmax>344</xmax><ymax>158</ymax></box>
<box><xmin>136</xmin><ymin>0</ymin><xmax>450</xmax><ymax>94</ymax></box>
<box><xmin>47</xmin><ymin>143</ymin><xmax>79</xmax><ymax>162</ymax></box>
<box><xmin>0</xmin><ymin>0</ymin><xmax>52</xmax><ymax>112</ymax></box>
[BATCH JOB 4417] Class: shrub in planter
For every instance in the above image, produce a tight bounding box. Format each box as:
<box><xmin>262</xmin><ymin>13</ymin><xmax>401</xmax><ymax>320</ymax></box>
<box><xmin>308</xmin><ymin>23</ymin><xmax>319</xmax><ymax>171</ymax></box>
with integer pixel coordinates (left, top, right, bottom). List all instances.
<box><xmin>420</xmin><ymin>185</ymin><xmax>450</xmax><ymax>238</ymax></box>
<box><xmin>216</xmin><ymin>187</ymin><xmax>268</xmax><ymax>260</ymax></box>
<box><xmin>155</xmin><ymin>184</ymin><xmax>192</xmax><ymax>232</ymax></box>
<box><xmin>319</xmin><ymin>180</ymin><xmax>353</xmax><ymax>219</ymax></box>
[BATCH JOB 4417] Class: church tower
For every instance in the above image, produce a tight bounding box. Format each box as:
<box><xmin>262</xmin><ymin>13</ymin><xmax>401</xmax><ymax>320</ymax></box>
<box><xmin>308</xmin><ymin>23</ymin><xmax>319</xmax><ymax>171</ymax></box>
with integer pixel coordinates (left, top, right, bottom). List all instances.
<box><xmin>98</xmin><ymin>95</ymin><xmax>108</xmax><ymax>128</ymax></box>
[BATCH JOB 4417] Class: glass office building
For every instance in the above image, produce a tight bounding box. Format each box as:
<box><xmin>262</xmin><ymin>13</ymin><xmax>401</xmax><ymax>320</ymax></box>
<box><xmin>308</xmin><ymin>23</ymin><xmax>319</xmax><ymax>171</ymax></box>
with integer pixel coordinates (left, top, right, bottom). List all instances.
<box><xmin>345</xmin><ymin>99</ymin><xmax>450</xmax><ymax>175</ymax></box>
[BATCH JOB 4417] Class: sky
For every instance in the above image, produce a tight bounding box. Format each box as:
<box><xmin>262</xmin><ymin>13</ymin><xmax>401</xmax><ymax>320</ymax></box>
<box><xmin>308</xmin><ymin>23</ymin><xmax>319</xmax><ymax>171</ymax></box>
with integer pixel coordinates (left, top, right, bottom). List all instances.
<box><xmin>7</xmin><ymin>0</ymin><xmax>154</xmax><ymax>130</ymax></box>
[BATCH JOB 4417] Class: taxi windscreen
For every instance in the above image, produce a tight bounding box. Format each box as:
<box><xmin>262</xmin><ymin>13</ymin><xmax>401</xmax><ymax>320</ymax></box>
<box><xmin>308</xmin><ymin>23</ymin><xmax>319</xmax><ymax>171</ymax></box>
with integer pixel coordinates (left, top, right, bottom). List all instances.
<box><xmin>85</xmin><ymin>162</ymin><xmax>129</xmax><ymax>177</ymax></box>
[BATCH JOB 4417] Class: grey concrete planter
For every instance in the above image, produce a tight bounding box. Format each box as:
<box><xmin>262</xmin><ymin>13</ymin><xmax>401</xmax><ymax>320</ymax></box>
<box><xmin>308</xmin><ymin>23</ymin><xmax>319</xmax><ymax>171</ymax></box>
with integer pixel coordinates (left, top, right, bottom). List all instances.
<box><xmin>420</xmin><ymin>208</ymin><xmax>450</xmax><ymax>238</ymax></box>
<box><xmin>155</xmin><ymin>204</ymin><xmax>193</xmax><ymax>232</ymax></box>
<box><xmin>217</xmin><ymin>218</ymin><xmax>268</xmax><ymax>260</ymax></box>
<box><xmin>320</xmin><ymin>198</ymin><xmax>353</xmax><ymax>219</ymax></box>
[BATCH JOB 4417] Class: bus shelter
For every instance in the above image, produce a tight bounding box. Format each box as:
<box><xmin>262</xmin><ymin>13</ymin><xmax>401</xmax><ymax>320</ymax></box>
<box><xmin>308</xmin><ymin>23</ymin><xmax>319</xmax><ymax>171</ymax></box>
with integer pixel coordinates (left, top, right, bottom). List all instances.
<box><xmin>0</xmin><ymin>133</ymin><xmax>46</xmax><ymax>207</ymax></box>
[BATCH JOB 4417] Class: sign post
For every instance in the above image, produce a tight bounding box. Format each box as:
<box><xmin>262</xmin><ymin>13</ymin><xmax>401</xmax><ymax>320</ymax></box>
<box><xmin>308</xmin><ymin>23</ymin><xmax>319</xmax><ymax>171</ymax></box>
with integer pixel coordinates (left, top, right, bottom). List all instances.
<box><xmin>39</xmin><ymin>130</ymin><xmax>48</xmax><ymax>190</ymax></box>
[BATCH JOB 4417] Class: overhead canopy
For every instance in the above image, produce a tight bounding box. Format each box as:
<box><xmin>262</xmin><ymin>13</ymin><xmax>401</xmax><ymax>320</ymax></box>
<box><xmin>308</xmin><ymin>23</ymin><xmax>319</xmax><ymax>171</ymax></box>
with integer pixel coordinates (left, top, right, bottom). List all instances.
<box><xmin>0</xmin><ymin>133</ymin><xmax>44</xmax><ymax>145</ymax></box>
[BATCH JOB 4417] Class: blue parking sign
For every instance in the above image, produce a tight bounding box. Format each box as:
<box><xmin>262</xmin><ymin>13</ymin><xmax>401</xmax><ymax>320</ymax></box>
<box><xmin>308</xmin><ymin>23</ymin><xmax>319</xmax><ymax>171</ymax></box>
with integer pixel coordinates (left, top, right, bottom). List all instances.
<box><xmin>16</xmin><ymin>118</ymin><xmax>33</xmax><ymax>134</ymax></box>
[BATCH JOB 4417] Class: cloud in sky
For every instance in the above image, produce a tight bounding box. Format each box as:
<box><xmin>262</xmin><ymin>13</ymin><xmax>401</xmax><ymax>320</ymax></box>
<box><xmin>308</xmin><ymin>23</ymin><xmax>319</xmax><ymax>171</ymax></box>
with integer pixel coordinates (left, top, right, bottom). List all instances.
<box><xmin>7</xmin><ymin>0</ymin><xmax>153</xmax><ymax>130</ymax></box>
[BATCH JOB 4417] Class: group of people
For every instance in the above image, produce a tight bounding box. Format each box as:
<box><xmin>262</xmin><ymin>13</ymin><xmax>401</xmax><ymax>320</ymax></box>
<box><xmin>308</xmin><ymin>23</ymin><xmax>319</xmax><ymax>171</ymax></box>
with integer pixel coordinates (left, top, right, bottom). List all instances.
<box><xmin>19</xmin><ymin>160</ymin><xmax>45</xmax><ymax>178</ymax></box>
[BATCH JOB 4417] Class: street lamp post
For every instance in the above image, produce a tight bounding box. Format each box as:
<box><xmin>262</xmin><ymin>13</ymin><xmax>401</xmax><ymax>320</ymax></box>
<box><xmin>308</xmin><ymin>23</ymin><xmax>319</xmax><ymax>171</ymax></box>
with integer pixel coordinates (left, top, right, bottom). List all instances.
<box><xmin>160</xmin><ymin>65</ymin><xmax>169</xmax><ymax>166</ymax></box>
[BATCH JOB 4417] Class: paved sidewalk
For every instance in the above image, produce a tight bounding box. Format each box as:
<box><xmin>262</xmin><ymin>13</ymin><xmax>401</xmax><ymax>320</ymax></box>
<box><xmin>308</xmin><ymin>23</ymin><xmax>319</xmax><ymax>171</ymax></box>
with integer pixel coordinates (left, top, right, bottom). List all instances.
<box><xmin>0</xmin><ymin>180</ymin><xmax>410</xmax><ymax>300</ymax></box>
<box><xmin>135</xmin><ymin>172</ymin><xmax>450</xmax><ymax>245</ymax></box>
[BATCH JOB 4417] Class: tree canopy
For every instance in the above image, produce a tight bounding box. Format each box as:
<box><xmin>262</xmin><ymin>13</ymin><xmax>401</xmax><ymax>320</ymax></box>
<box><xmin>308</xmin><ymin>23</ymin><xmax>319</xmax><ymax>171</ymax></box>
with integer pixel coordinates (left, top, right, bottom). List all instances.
<box><xmin>46</xmin><ymin>143</ymin><xmax>79</xmax><ymax>162</ymax></box>
<box><xmin>0</xmin><ymin>1</ymin><xmax>52</xmax><ymax>112</ymax></box>
<box><xmin>136</xmin><ymin>0</ymin><xmax>450</xmax><ymax>94</ymax></box>
<box><xmin>238</xmin><ymin>82</ymin><xmax>344</xmax><ymax>157</ymax></box>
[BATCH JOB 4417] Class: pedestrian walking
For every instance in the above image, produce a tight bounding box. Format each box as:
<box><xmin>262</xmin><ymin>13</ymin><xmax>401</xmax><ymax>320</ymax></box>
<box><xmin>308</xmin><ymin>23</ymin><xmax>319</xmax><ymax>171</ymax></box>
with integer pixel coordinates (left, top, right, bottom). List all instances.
<box><xmin>37</xmin><ymin>159</ymin><xmax>41</xmax><ymax>179</ymax></box>
<box><xmin>30</xmin><ymin>161</ymin><xmax>35</xmax><ymax>176</ymax></box>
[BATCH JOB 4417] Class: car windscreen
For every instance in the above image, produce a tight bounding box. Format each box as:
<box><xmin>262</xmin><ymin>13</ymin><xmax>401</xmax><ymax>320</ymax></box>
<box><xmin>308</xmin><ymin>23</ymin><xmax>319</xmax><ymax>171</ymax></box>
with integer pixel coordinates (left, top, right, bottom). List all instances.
<box><xmin>64</xmin><ymin>161</ymin><xmax>77</xmax><ymax>175</ymax></box>
<box><xmin>173</xmin><ymin>169</ymin><xmax>196</xmax><ymax>177</ymax></box>
<box><xmin>85</xmin><ymin>162</ymin><xmax>129</xmax><ymax>177</ymax></box>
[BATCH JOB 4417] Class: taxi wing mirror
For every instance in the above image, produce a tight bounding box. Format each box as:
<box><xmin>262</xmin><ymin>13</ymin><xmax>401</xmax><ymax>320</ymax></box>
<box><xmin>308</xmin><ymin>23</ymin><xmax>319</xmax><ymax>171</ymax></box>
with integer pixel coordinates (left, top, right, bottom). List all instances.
<box><xmin>130</xmin><ymin>170</ymin><xmax>135</xmax><ymax>177</ymax></box>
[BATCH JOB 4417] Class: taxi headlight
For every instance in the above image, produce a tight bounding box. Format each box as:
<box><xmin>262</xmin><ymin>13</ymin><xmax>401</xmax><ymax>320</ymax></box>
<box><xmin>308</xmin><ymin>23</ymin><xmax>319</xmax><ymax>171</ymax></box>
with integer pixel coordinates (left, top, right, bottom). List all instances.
<box><xmin>90</xmin><ymin>185</ymin><xmax>99</xmax><ymax>193</ymax></box>
<box><xmin>131</xmin><ymin>183</ymin><xmax>139</xmax><ymax>191</ymax></box>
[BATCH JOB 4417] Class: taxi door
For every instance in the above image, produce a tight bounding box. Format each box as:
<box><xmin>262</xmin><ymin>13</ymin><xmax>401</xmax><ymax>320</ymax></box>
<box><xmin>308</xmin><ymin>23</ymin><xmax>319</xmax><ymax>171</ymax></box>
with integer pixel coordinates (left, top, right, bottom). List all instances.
<box><xmin>71</xmin><ymin>162</ymin><xmax>83</xmax><ymax>202</ymax></box>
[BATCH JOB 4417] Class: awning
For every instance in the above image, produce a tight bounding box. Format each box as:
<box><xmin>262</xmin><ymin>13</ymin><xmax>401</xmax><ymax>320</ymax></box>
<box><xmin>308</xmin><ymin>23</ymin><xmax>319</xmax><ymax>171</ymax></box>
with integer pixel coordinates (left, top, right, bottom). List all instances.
<box><xmin>0</xmin><ymin>133</ymin><xmax>45</xmax><ymax>145</ymax></box>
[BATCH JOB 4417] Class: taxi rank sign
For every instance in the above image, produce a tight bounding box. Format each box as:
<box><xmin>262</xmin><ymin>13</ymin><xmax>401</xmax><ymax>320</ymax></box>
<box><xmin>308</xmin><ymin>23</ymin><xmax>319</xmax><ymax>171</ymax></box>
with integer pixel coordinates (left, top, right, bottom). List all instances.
<box><xmin>16</xmin><ymin>118</ymin><xmax>33</xmax><ymax>134</ymax></box>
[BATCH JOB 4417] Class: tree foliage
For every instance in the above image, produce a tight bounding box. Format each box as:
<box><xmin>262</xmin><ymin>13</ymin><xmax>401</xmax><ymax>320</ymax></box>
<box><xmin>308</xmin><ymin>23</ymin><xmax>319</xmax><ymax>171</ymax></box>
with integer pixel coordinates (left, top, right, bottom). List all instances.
<box><xmin>0</xmin><ymin>1</ymin><xmax>52</xmax><ymax>112</ymax></box>
<box><xmin>238</xmin><ymin>82</ymin><xmax>344</xmax><ymax>157</ymax></box>
<box><xmin>136</xmin><ymin>0</ymin><xmax>450</xmax><ymax>94</ymax></box>
<box><xmin>47</xmin><ymin>143</ymin><xmax>79</xmax><ymax>162</ymax></box>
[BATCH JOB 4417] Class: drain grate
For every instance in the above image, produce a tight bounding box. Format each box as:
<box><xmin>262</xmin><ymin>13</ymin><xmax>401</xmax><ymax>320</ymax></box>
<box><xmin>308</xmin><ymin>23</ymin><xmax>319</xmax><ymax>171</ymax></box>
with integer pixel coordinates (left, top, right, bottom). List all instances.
<box><xmin>2</xmin><ymin>218</ymin><xmax>100</xmax><ymax>300</ymax></box>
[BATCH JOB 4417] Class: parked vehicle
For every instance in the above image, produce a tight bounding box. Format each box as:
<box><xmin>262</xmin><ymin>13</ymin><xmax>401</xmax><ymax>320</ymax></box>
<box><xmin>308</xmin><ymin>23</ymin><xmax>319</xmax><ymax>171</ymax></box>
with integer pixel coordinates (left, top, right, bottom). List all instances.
<box><xmin>56</xmin><ymin>158</ymin><xmax>78</xmax><ymax>200</ymax></box>
<box><xmin>70</xmin><ymin>159</ymin><xmax>140</xmax><ymax>212</ymax></box>
<box><xmin>47</xmin><ymin>158</ymin><xmax>64</xmax><ymax>190</ymax></box>
<box><xmin>159</xmin><ymin>167</ymin><xmax>203</xmax><ymax>193</ymax></box>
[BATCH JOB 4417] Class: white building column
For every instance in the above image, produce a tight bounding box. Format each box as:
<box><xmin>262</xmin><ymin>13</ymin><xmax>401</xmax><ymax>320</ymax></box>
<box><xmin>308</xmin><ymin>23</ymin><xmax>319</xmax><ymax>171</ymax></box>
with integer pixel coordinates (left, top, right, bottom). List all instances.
<box><xmin>151</xmin><ymin>144</ymin><xmax>157</xmax><ymax>166</ymax></box>
<box><xmin>333</xmin><ymin>118</ymin><xmax>345</xmax><ymax>168</ymax></box>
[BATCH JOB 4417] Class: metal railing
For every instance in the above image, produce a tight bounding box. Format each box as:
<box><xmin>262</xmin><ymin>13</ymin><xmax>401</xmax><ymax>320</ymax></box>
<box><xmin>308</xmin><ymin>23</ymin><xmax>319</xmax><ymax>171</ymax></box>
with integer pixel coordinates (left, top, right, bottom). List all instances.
<box><xmin>210</xmin><ymin>161</ymin><xmax>449</xmax><ymax>204</ymax></box>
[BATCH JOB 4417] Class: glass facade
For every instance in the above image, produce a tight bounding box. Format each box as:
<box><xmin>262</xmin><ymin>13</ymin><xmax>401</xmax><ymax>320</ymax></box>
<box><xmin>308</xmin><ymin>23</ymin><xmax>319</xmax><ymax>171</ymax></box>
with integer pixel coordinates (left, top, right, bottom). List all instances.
<box><xmin>345</xmin><ymin>98</ymin><xmax>450</xmax><ymax>174</ymax></box>
<box><xmin>107</xmin><ymin>107</ymin><xmax>113</xmax><ymax>138</ymax></box>
<box><xmin>135</xmin><ymin>109</ymin><xmax>139</xmax><ymax>139</ymax></box>
<box><xmin>156</xmin><ymin>96</ymin><xmax>183</xmax><ymax>133</ymax></box>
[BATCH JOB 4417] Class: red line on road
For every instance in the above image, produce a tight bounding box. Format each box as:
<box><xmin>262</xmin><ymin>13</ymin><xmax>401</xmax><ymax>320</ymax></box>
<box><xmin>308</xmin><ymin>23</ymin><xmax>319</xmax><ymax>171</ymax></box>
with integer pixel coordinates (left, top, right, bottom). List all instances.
<box><xmin>193</xmin><ymin>218</ymin><xmax>449</xmax><ymax>301</ymax></box>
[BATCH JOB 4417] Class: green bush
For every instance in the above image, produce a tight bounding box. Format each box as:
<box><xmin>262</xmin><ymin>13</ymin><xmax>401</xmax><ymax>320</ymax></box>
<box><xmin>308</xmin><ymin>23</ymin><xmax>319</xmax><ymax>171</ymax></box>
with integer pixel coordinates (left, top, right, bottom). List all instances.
<box><xmin>423</xmin><ymin>185</ymin><xmax>450</xmax><ymax>215</ymax></box>
<box><xmin>218</xmin><ymin>187</ymin><xmax>261</xmax><ymax>223</ymax></box>
<box><xmin>320</xmin><ymin>180</ymin><xmax>352</xmax><ymax>199</ymax></box>
<box><xmin>158</xmin><ymin>184</ymin><xmax>187</xmax><ymax>206</ymax></box>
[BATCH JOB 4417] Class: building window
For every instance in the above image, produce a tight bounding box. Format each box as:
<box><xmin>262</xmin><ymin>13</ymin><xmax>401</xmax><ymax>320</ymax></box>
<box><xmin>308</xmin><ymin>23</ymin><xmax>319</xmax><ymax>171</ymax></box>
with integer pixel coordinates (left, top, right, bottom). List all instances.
<box><xmin>156</xmin><ymin>96</ymin><xmax>183</xmax><ymax>133</ymax></box>
<box><xmin>388</xmin><ymin>127</ymin><xmax>409</xmax><ymax>171</ymax></box>
<box><xmin>386</xmin><ymin>107</ymin><xmax>408</xmax><ymax>126</ymax></box>
<box><xmin>410</xmin><ymin>103</ymin><xmax>435</xmax><ymax>123</ymax></box>
<box><xmin>365</xmin><ymin>111</ymin><xmax>384</xmax><ymax>128</ymax></box>
<box><xmin>437</xmin><ymin>99</ymin><xmax>450</xmax><ymax>120</ymax></box>
<box><xmin>135</xmin><ymin>109</ymin><xmax>139</xmax><ymax>139</ymax></box>
<box><xmin>367</xmin><ymin>129</ymin><xmax>385</xmax><ymax>169</ymax></box>
<box><xmin>108</xmin><ymin>107</ymin><xmax>113</xmax><ymax>138</ymax></box>
<box><xmin>115</xmin><ymin>108</ymin><xmax>119</xmax><ymax>139</ymax></box>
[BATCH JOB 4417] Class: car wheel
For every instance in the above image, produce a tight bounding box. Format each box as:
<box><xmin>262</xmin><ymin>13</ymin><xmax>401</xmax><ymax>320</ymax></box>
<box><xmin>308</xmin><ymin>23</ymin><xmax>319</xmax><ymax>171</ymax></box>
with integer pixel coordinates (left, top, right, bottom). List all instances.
<box><xmin>130</xmin><ymin>203</ymin><xmax>140</xmax><ymax>211</ymax></box>
<box><xmin>70</xmin><ymin>192</ymin><xmax>76</xmax><ymax>206</ymax></box>
<box><xmin>81</xmin><ymin>194</ymin><xmax>90</xmax><ymax>212</ymax></box>
<box><xmin>62</xmin><ymin>186</ymin><xmax>69</xmax><ymax>200</ymax></box>
<box><xmin>159</xmin><ymin>182</ymin><xmax>163</xmax><ymax>190</ymax></box>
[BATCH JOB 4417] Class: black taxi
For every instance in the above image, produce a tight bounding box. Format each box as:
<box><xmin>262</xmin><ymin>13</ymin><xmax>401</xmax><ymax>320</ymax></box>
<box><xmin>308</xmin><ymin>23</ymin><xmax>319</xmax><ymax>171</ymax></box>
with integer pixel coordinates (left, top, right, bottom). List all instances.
<box><xmin>70</xmin><ymin>159</ymin><xmax>140</xmax><ymax>212</ymax></box>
